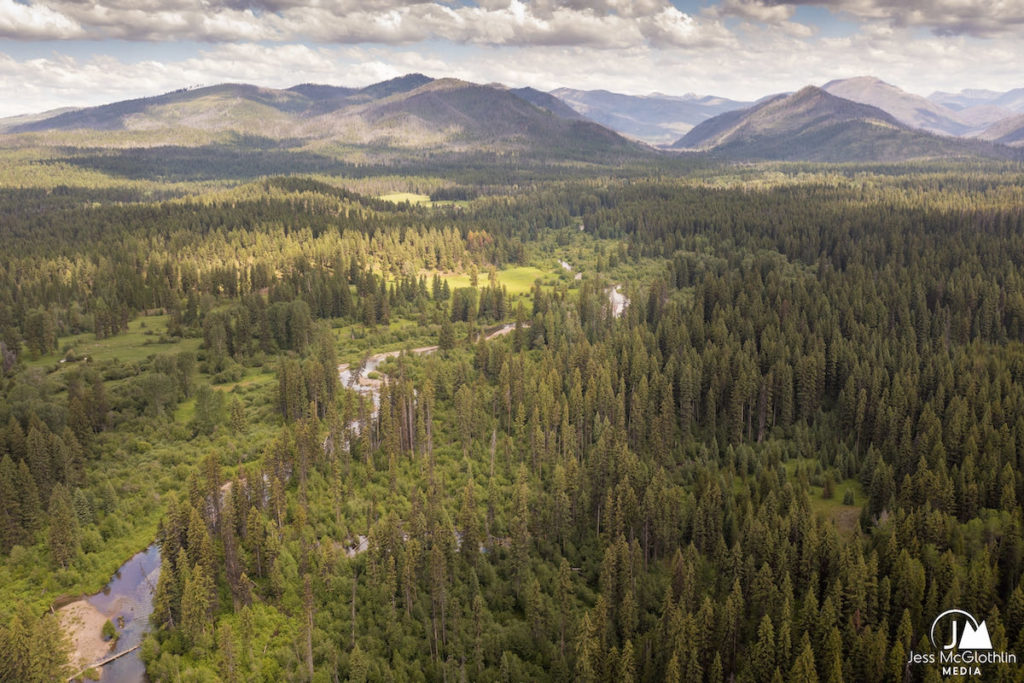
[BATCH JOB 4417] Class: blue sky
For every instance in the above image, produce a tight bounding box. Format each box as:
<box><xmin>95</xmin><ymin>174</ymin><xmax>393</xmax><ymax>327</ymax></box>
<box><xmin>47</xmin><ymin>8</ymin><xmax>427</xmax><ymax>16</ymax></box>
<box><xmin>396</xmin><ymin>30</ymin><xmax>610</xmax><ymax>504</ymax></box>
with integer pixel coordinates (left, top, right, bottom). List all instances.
<box><xmin>1</xmin><ymin>0</ymin><xmax>1022</xmax><ymax>116</ymax></box>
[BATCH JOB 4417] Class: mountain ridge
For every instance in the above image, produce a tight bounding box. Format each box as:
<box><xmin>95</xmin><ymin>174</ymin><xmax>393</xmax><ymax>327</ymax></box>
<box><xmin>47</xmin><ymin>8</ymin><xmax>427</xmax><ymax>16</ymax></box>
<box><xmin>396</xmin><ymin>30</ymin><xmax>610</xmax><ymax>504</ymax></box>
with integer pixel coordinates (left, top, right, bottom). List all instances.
<box><xmin>4</xmin><ymin>74</ymin><xmax>1022</xmax><ymax>163</ymax></box>
<box><xmin>821</xmin><ymin>76</ymin><xmax>974</xmax><ymax>136</ymax></box>
<box><xmin>977</xmin><ymin>113</ymin><xmax>1024</xmax><ymax>147</ymax></box>
<box><xmin>672</xmin><ymin>86</ymin><xmax>1019</xmax><ymax>161</ymax></box>
<box><xmin>0</xmin><ymin>75</ymin><xmax>650</xmax><ymax>160</ymax></box>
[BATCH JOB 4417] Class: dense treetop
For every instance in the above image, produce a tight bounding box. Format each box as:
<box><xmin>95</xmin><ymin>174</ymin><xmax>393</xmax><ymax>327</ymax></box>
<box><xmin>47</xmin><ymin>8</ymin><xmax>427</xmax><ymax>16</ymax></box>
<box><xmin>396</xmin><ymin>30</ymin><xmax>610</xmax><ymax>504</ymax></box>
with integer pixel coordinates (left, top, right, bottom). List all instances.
<box><xmin>1</xmin><ymin>156</ymin><xmax>1023</xmax><ymax>681</ymax></box>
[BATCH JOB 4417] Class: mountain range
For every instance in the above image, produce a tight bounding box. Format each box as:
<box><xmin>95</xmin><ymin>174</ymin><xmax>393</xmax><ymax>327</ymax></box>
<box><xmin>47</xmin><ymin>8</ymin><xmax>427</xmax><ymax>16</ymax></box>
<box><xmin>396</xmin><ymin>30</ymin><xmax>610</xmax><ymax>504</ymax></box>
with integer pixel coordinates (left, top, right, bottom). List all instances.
<box><xmin>818</xmin><ymin>76</ymin><xmax>1024</xmax><ymax>137</ymax></box>
<box><xmin>672</xmin><ymin>86</ymin><xmax>1020</xmax><ymax>161</ymax></box>
<box><xmin>929</xmin><ymin>87</ymin><xmax>1024</xmax><ymax>114</ymax></box>
<box><xmin>3</xmin><ymin>73</ymin><xmax>1024</xmax><ymax>163</ymax></box>
<box><xmin>0</xmin><ymin>75</ymin><xmax>643</xmax><ymax>161</ymax></box>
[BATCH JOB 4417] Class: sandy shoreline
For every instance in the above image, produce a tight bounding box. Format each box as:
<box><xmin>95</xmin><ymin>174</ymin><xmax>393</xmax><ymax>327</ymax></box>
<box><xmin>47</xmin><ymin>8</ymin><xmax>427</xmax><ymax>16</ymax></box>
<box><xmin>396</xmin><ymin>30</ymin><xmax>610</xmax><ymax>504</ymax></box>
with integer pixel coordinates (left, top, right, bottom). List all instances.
<box><xmin>58</xmin><ymin>599</ymin><xmax>112</xmax><ymax>674</ymax></box>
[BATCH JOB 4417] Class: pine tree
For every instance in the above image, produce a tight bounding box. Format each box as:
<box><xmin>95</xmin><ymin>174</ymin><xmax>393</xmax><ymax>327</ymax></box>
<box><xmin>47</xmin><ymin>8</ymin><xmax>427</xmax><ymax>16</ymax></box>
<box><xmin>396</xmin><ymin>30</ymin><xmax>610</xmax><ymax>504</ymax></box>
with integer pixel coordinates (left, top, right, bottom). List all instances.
<box><xmin>71</xmin><ymin>487</ymin><xmax>92</xmax><ymax>526</ymax></box>
<box><xmin>618</xmin><ymin>639</ymin><xmax>636</xmax><ymax>683</ymax></box>
<box><xmin>458</xmin><ymin>477</ymin><xmax>480</xmax><ymax>566</ymax></box>
<box><xmin>887</xmin><ymin>641</ymin><xmax>906</xmax><ymax>683</ymax></box>
<box><xmin>151</xmin><ymin>552</ymin><xmax>178</xmax><ymax>629</ymax></box>
<box><xmin>181</xmin><ymin>562</ymin><xmax>214</xmax><ymax>650</ymax></box>
<box><xmin>790</xmin><ymin>633</ymin><xmax>819</xmax><ymax>683</ymax></box>
<box><xmin>822</xmin><ymin>626</ymin><xmax>844</xmax><ymax>683</ymax></box>
<box><xmin>439</xmin><ymin>317</ymin><xmax>455</xmax><ymax>352</ymax></box>
<box><xmin>30</xmin><ymin>609</ymin><xmax>72</xmax><ymax>681</ymax></box>
<box><xmin>664</xmin><ymin>651</ymin><xmax>681</xmax><ymax>683</ymax></box>
<box><xmin>575</xmin><ymin>612</ymin><xmax>600</xmax><ymax>683</ymax></box>
<box><xmin>751</xmin><ymin>615</ymin><xmax>776</xmax><ymax>682</ymax></box>
<box><xmin>709</xmin><ymin>652</ymin><xmax>724</xmax><ymax>683</ymax></box>
<box><xmin>26</xmin><ymin>425</ymin><xmax>53</xmax><ymax>500</ymax></box>
<box><xmin>217</xmin><ymin>622</ymin><xmax>240</xmax><ymax>683</ymax></box>
<box><xmin>1</xmin><ymin>611</ymin><xmax>32</xmax><ymax>682</ymax></box>
<box><xmin>47</xmin><ymin>483</ymin><xmax>79</xmax><ymax>568</ymax></box>
<box><xmin>349</xmin><ymin>643</ymin><xmax>369</xmax><ymax>683</ymax></box>
<box><xmin>0</xmin><ymin>455</ymin><xmax>22</xmax><ymax>551</ymax></box>
<box><xmin>230</xmin><ymin>396</ymin><xmax>246</xmax><ymax>434</ymax></box>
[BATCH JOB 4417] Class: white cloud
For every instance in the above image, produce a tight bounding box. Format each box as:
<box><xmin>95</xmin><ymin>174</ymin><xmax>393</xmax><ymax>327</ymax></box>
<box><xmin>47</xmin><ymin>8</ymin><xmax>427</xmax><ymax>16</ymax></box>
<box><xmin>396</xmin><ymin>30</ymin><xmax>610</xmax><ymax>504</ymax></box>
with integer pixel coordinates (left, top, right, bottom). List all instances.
<box><xmin>640</xmin><ymin>6</ymin><xmax>735</xmax><ymax>47</ymax></box>
<box><xmin>717</xmin><ymin>0</ymin><xmax>795</xmax><ymax>23</ymax></box>
<box><xmin>5</xmin><ymin>0</ymin><xmax>1024</xmax><ymax>45</ymax></box>
<box><xmin>785</xmin><ymin>0</ymin><xmax>1024</xmax><ymax>37</ymax></box>
<box><xmin>1</xmin><ymin>0</ymin><xmax>734</xmax><ymax>48</ymax></box>
<box><xmin>53</xmin><ymin>2</ymin><xmax>279</xmax><ymax>41</ymax></box>
<box><xmin>0</xmin><ymin>0</ymin><xmax>82</xmax><ymax>39</ymax></box>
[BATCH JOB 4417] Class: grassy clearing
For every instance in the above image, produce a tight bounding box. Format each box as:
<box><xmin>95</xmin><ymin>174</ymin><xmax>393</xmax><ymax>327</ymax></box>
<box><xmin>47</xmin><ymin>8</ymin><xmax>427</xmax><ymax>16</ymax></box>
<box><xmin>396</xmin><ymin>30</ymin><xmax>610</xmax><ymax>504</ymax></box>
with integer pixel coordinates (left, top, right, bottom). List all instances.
<box><xmin>377</xmin><ymin>192</ymin><xmax>432</xmax><ymax>206</ymax></box>
<box><xmin>375</xmin><ymin>191</ymin><xmax>469</xmax><ymax>209</ymax></box>
<box><xmin>175</xmin><ymin>366</ymin><xmax>276</xmax><ymax>424</ymax></box>
<box><xmin>432</xmin><ymin>265</ymin><xmax>550</xmax><ymax>296</ymax></box>
<box><xmin>783</xmin><ymin>457</ymin><xmax>866</xmax><ymax>535</ymax></box>
<box><xmin>24</xmin><ymin>315</ymin><xmax>201</xmax><ymax>374</ymax></box>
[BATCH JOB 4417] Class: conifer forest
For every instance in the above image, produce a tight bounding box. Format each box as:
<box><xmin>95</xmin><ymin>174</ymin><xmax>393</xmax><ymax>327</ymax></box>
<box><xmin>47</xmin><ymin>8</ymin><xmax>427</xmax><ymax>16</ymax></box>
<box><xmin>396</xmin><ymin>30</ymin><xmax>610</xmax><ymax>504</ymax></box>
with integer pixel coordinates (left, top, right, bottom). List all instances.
<box><xmin>2</xmin><ymin>145</ymin><xmax>1024</xmax><ymax>683</ymax></box>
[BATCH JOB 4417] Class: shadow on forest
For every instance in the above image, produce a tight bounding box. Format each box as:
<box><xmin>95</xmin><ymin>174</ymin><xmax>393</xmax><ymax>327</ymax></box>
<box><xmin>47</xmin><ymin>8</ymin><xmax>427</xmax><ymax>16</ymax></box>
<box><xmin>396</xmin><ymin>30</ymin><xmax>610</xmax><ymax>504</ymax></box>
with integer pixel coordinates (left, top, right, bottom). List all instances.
<box><xmin>55</xmin><ymin>142</ymin><xmax>356</xmax><ymax>182</ymax></box>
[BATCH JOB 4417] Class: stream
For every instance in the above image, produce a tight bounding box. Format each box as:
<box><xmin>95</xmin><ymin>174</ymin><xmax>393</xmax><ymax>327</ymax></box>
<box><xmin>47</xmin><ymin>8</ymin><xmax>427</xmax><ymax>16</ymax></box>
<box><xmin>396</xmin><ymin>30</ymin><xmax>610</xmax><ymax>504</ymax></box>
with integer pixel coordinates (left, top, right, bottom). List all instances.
<box><xmin>73</xmin><ymin>543</ymin><xmax>161</xmax><ymax>681</ymax></box>
<box><xmin>337</xmin><ymin>323</ymin><xmax>517</xmax><ymax>415</ymax></box>
<box><xmin>67</xmin><ymin>315</ymin><xmax>621</xmax><ymax>680</ymax></box>
<box><xmin>608</xmin><ymin>285</ymin><xmax>628</xmax><ymax>318</ymax></box>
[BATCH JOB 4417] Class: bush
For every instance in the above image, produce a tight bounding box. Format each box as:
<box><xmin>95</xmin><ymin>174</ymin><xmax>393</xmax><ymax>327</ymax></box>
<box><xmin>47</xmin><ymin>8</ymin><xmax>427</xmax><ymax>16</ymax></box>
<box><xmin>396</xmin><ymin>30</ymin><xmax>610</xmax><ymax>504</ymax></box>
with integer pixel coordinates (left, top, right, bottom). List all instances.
<box><xmin>212</xmin><ymin>361</ymin><xmax>245</xmax><ymax>384</ymax></box>
<box><xmin>843</xmin><ymin>489</ymin><xmax>856</xmax><ymax>505</ymax></box>
<box><xmin>102</xmin><ymin>619</ymin><xmax>116</xmax><ymax>641</ymax></box>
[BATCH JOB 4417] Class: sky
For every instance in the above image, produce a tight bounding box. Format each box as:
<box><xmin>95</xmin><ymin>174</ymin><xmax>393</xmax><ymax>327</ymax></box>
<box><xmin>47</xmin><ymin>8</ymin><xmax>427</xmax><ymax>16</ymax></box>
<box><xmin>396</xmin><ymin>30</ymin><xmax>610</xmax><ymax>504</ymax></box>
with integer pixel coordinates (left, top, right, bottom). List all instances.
<box><xmin>1</xmin><ymin>0</ymin><xmax>1023</xmax><ymax>117</ymax></box>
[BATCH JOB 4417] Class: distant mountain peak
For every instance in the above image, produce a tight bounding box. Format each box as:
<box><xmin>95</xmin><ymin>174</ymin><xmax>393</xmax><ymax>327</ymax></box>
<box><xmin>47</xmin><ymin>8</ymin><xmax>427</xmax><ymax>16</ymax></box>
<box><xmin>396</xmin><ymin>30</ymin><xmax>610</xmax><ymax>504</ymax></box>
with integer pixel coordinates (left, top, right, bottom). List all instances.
<box><xmin>821</xmin><ymin>76</ymin><xmax>974</xmax><ymax>136</ymax></box>
<box><xmin>823</xmin><ymin>75</ymin><xmax>888</xmax><ymax>88</ymax></box>
<box><xmin>549</xmin><ymin>86</ymin><xmax>750</xmax><ymax>145</ymax></box>
<box><xmin>669</xmin><ymin>86</ymin><xmax>1014</xmax><ymax>161</ymax></box>
<box><xmin>357</xmin><ymin>73</ymin><xmax>435</xmax><ymax>99</ymax></box>
<box><xmin>789</xmin><ymin>85</ymin><xmax>829</xmax><ymax>102</ymax></box>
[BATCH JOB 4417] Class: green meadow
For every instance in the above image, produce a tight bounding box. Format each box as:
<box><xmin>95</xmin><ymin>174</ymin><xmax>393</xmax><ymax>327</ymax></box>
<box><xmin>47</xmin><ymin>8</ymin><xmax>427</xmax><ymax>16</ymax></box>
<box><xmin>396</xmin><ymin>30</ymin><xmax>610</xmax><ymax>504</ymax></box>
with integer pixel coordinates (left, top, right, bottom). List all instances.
<box><xmin>23</xmin><ymin>314</ymin><xmax>201</xmax><ymax>374</ymax></box>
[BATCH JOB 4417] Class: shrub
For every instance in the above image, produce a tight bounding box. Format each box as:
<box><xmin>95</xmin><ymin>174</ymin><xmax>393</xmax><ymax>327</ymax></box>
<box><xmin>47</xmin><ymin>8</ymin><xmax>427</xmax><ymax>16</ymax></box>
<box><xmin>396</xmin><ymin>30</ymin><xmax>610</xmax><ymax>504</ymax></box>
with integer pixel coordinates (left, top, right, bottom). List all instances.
<box><xmin>102</xmin><ymin>619</ymin><xmax>116</xmax><ymax>641</ymax></box>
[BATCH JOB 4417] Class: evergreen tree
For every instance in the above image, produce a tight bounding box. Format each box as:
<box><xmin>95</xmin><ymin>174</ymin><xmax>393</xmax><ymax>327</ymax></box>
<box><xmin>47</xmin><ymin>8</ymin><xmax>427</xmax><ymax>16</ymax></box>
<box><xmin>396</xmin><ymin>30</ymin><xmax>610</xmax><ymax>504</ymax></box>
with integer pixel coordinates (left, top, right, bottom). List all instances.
<box><xmin>47</xmin><ymin>484</ymin><xmax>79</xmax><ymax>569</ymax></box>
<box><xmin>790</xmin><ymin>634</ymin><xmax>819</xmax><ymax>683</ymax></box>
<box><xmin>181</xmin><ymin>562</ymin><xmax>214</xmax><ymax>650</ymax></box>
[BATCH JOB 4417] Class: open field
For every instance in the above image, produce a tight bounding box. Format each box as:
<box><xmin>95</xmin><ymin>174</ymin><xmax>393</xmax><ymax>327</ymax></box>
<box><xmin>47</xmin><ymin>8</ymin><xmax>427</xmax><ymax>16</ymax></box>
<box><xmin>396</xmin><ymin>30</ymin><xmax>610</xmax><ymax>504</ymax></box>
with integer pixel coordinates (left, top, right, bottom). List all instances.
<box><xmin>23</xmin><ymin>315</ymin><xmax>201</xmax><ymax>374</ymax></box>
<box><xmin>784</xmin><ymin>458</ymin><xmax>866</xmax><ymax>535</ymax></box>
<box><xmin>432</xmin><ymin>265</ymin><xmax>550</xmax><ymax>296</ymax></box>
<box><xmin>377</xmin><ymin>191</ymin><xmax>433</xmax><ymax>205</ymax></box>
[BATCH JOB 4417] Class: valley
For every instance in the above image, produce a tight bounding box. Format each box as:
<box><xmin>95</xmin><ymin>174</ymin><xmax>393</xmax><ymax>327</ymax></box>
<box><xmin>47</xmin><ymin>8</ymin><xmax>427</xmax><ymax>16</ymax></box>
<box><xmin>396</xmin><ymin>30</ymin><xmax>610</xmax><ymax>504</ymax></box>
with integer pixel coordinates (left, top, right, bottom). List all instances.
<box><xmin>0</xmin><ymin>72</ymin><xmax>1023</xmax><ymax>683</ymax></box>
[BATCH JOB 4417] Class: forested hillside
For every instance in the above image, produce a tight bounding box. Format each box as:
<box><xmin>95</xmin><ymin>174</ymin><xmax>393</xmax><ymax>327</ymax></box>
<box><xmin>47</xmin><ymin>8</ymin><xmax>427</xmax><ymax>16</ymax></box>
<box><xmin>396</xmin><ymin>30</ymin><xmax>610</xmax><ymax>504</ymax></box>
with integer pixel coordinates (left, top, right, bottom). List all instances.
<box><xmin>1</xmin><ymin>156</ymin><xmax>1024</xmax><ymax>682</ymax></box>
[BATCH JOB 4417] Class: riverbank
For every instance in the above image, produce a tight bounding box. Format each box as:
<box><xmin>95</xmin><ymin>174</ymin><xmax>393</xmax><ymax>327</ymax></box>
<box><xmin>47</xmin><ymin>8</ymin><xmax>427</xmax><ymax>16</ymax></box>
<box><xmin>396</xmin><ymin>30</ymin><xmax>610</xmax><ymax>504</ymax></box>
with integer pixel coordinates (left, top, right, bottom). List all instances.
<box><xmin>58</xmin><ymin>600</ymin><xmax>110</xmax><ymax>675</ymax></box>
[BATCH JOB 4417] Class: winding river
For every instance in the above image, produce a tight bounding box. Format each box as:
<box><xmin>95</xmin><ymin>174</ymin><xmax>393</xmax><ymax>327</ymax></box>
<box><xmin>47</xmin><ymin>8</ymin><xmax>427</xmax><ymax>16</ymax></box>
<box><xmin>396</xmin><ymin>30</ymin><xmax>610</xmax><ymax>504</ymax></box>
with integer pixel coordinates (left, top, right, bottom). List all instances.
<box><xmin>61</xmin><ymin>298</ymin><xmax>627</xmax><ymax>680</ymax></box>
